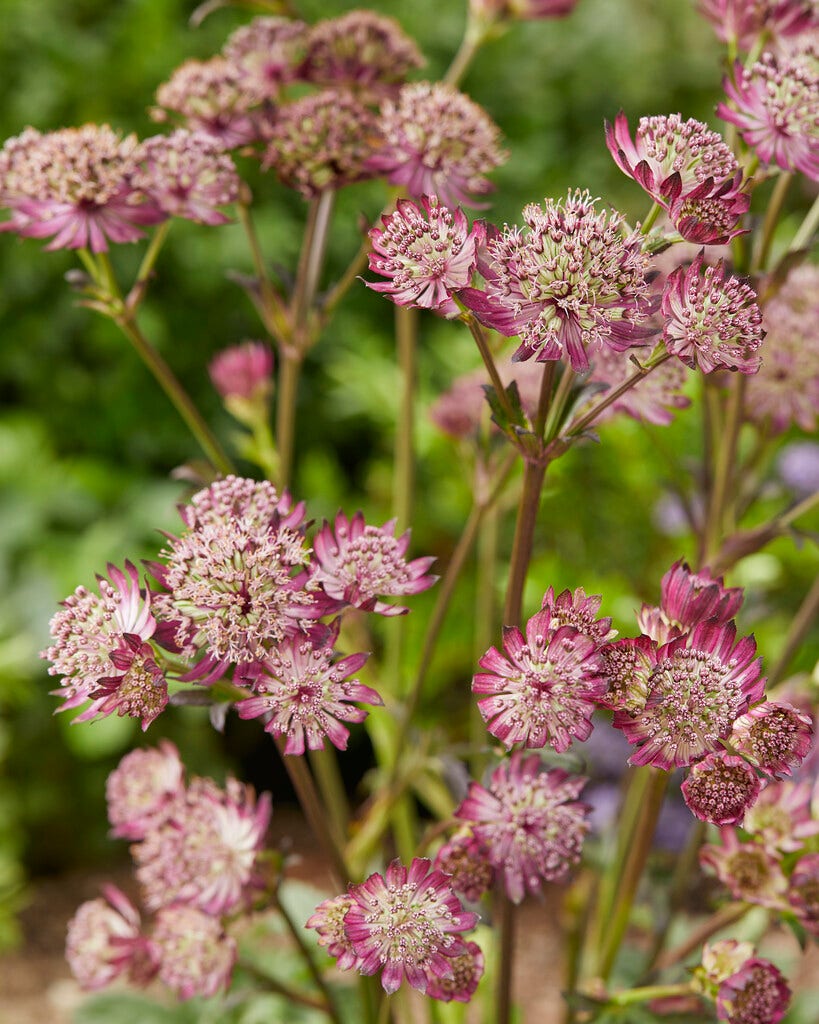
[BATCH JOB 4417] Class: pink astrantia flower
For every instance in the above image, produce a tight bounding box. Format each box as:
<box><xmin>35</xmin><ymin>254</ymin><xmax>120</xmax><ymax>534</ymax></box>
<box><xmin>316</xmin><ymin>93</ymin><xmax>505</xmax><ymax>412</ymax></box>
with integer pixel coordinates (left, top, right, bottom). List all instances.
<box><xmin>473</xmin><ymin>610</ymin><xmax>607</xmax><ymax>752</ymax></box>
<box><xmin>729</xmin><ymin>701</ymin><xmax>814</xmax><ymax>777</ymax></box>
<box><xmin>699</xmin><ymin>0</ymin><xmax>817</xmax><ymax>51</ymax></box>
<box><xmin>583</xmin><ymin>343</ymin><xmax>691</xmax><ymax>426</ymax></box>
<box><xmin>599</xmin><ymin>635</ymin><xmax>657</xmax><ymax>714</ymax></box>
<box><xmin>209</xmin><ymin>342</ymin><xmax>274</xmax><ymax>402</ymax></box>
<box><xmin>743</xmin><ymin>780</ymin><xmax>819</xmax><ymax>852</ymax></box>
<box><xmin>540</xmin><ymin>586</ymin><xmax>616</xmax><ymax>648</ymax></box>
<box><xmin>613</xmin><ymin>620</ymin><xmax>764</xmax><ymax>769</ymax></box>
<box><xmin>0</xmin><ymin>125</ymin><xmax>164</xmax><ymax>252</ymax></box>
<box><xmin>718</xmin><ymin>54</ymin><xmax>819</xmax><ymax>179</ymax></box>
<box><xmin>222</xmin><ymin>16</ymin><xmax>309</xmax><ymax>100</ymax></box>
<box><xmin>716</xmin><ymin>957</ymin><xmax>791</xmax><ymax>1024</ymax></box>
<box><xmin>106</xmin><ymin>741</ymin><xmax>184</xmax><ymax>840</ymax></box>
<box><xmin>90</xmin><ymin>634</ymin><xmax>168</xmax><ymax>730</ymax></box>
<box><xmin>459</xmin><ymin>191</ymin><xmax>656</xmax><ymax>371</ymax></box>
<box><xmin>455</xmin><ymin>752</ymin><xmax>590</xmax><ymax>903</ymax></box>
<box><xmin>66</xmin><ymin>885</ymin><xmax>156</xmax><ymax>991</ymax></box>
<box><xmin>637</xmin><ymin>559</ymin><xmax>744</xmax><ymax>643</ymax></box>
<box><xmin>178</xmin><ymin>475</ymin><xmax>303</xmax><ymax>532</ymax></box>
<box><xmin>152</xmin><ymin>904</ymin><xmax>237</xmax><ymax>1000</ymax></box>
<box><xmin>367</xmin><ymin>196</ymin><xmax>484</xmax><ymax>316</ymax></box>
<box><xmin>433</xmin><ymin>829</ymin><xmax>495</xmax><ymax>902</ymax></box>
<box><xmin>681</xmin><ymin>751</ymin><xmax>761</xmax><ymax>825</ymax></box>
<box><xmin>237</xmin><ymin>632</ymin><xmax>381</xmax><ymax>755</ymax></box>
<box><xmin>311</xmin><ymin>511</ymin><xmax>437</xmax><ymax>616</ymax></box>
<box><xmin>788</xmin><ymin>852</ymin><xmax>819</xmax><ymax>934</ymax></box>
<box><xmin>661</xmin><ymin>253</ymin><xmax>764</xmax><ymax>374</ymax></box>
<box><xmin>343</xmin><ymin>858</ymin><xmax>479</xmax><ymax>994</ymax></box>
<box><xmin>700</xmin><ymin>828</ymin><xmax>789</xmax><ymax>908</ymax></box>
<box><xmin>426</xmin><ymin>940</ymin><xmax>484</xmax><ymax>1003</ymax></box>
<box><xmin>366</xmin><ymin>82</ymin><xmax>506</xmax><ymax>208</ymax></box>
<box><xmin>134</xmin><ymin>776</ymin><xmax>271</xmax><ymax>915</ymax></box>
<box><xmin>306</xmin><ymin>894</ymin><xmax>362</xmax><ymax>971</ymax></box>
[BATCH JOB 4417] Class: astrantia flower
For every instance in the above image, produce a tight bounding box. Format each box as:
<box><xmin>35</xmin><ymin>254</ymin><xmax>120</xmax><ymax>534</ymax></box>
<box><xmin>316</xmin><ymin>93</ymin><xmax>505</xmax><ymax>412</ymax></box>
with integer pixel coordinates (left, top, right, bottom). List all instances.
<box><xmin>306</xmin><ymin>894</ymin><xmax>362</xmax><ymax>970</ymax></box>
<box><xmin>343</xmin><ymin>858</ymin><xmax>479</xmax><ymax>994</ymax></box>
<box><xmin>681</xmin><ymin>751</ymin><xmax>761</xmax><ymax>825</ymax></box>
<box><xmin>599</xmin><ymin>635</ymin><xmax>656</xmax><ymax>714</ymax></box>
<box><xmin>540</xmin><ymin>586</ymin><xmax>616</xmax><ymax>648</ymax></box>
<box><xmin>455</xmin><ymin>752</ymin><xmax>590</xmax><ymax>903</ymax></box>
<box><xmin>367</xmin><ymin>196</ymin><xmax>484</xmax><ymax>315</ymax></box>
<box><xmin>91</xmin><ymin>634</ymin><xmax>169</xmax><ymax>730</ymax></box>
<box><xmin>746</xmin><ymin>263</ymin><xmax>819</xmax><ymax>433</ymax></box>
<box><xmin>222</xmin><ymin>16</ymin><xmax>309</xmax><ymax>100</ymax></box>
<box><xmin>262</xmin><ymin>89</ymin><xmax>378</xmax><ymax>197</ymax></box>
<box><xmin>716</xmin><ymin>957</ymin><xmax>791</xmax><ymax>1024</ymax></box>
<box><xmin>0</xmin><ymin>125</ymin><xmax>163</xmax><ymax>251</ymax></box>
<box><xmin>302</xmin><ymin>12</ymin><xmax>424</xmax><ymax>98</ymax></box>
<box><xmin>209</xmin><ymin>341</ymin><xmax>274</xmax><ymax>402</ymax></box>
<box><xmin>66</xmin><ymin>885</ymin><xmax>156</xmax><ymax>990</ymax></box>
<box><xmin>237</xmin><ymin>632</ymin><xmax>380</xmax><ymax>755</ymax></box>
<box><xmin>698</xmin><ymin>940</ymin><xmax>756</xmax><ymax>993</ymax></box>
<box><xmin>134</xmin><ymin>130</ymin><xmax>239</xmax><ymax>226</ymax></box>
<box><xmin>743</xmin><ymin>780</ymin><xmax>819</xmax><ymax>852</ymax></box>
<box><xmin>700</xmin><ymin>0</ymin><xmax>817</xmax><ymax>51</ymax></box>
<box><xmin>613</xmin><ymin>620</ymin><xmax>764</xmax><ymax>769</ymax></box>
<box><xmin>700</xmin><ymin>828</ymin><xmax>788</xmax><ymax>907</ymax></box>
<box><xmin>367</xmin><ymin>82</ymin><xmax>506</xmax><ymax>208</ymax></box>
<box><xmin>179</xmin><ymin>475</ymin><xmax>302</xmax><ymax>533</ymax></box>
<box><xmin>729</xmin><ymin>701</ymin><xmax>814</xmax><ymax>777</ymax></box>
<box><xmin>582</xmin><ymin>343</ymin><xmax>691</xmax><ymax>426</ymax></box>
<box><xmin>473</xmin><ymin>610</ymin><xmax>607</xmax><ymax>752</ymax></box>
<box><xmin>312</xmin><ymin>511</ymin><xmax>437</xmax><ymax>616</ymax></box>
<box><xmin>134</xmin><ymin>776</ymin><xmax>271</xmax><ymax>915</ymax></box>
<box><xmin>152</xmin><ymin>904</ymin><xmax>236</xmax><ymax>1000</ymax></box>
<box><xmin>426</xmin><ymin>940</ymin><xmax>484</xmax><ymax>1003</ymax></box>
<box><xmin>661</xmin><ymin>253</ymin><xmax>764</xmax><ymax>374</ymax></box>
<box><xmin>638</xmin><ymin>559</ymin><xmax>744</xmax><ymax>643</ymax></box>
<box><xmin>433</xmin><ymin>829</ymin><xmax>495</xmax><ymax>902</ymax></box>
<box><xmin>460</xmin><ymin>191</ymin><xmax>656</xmax><ymax>371</ymax></box>
<box><xmin>718</xmin><ymin>54</ymin><xmax>819</xmax><ymax>179</ymax></box>
<box><xmin>788</xmin><ymin>852</ymin><xmax>819</xmax><ymax>933</ymax></box>
<box><xmin>106</xmin><ymin>741</ymin><xmax>184</xmax><ymax>840</ymax></box>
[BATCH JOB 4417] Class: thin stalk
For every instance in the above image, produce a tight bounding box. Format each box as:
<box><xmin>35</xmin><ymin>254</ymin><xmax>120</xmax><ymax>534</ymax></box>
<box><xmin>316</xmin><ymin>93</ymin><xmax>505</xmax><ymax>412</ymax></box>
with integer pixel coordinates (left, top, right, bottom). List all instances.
<box><xmin>644</xmin><ymin>820</ymin><xmax>706</xmax><ymax>975</ymax></box>
<box><xmin>393</xmin><ymin>304</ymin><xmax>417</xmax><ymax>529</ymax></box>
<box><xmin>275</xmin><ymin>351</ymin><xmax>303</xmax><ymax>490</ymax></box>
<box><xmin>543</xmin><ymin>365</ymin><xmax>576</xmax><ymax>442</ymax></box>
<box><xmin>273</xmin><ymin>889</ymin><xmax>344</xmax><ymax>1024</ymax></box>
<box><xmin>640</xmin><ymin>202</ymin><xmax>662</xmax><ymax>234</ymax></box>
<box><xmin>443</xmin><ymin>21</ymin><xmax>485</xmax><ymax>86</ymax></box>
<box><xmin>308</xmin><ymin>746</ymin><xmax>350</xmax><ymax>842</ymax></box>
<box><xmin>126</xmin><ymin>221</ymin><xmax>171</xmax><ymax>312</ymax></box>
<box><xmin>606</xmin><ymin>983</ymin><xmax>693</xmax><ymax>1007</ymax></box>
<box><xmin>768</xmin><ymin>573</ymin><xmax>819</xmax><ymax>688</ymax></box>
<box><xmin>291</xmin><ymin>191</ymin><xmax>335</xmax><ymax>340</ymax></box>
<box><xmin>236</xmin><ymin>959</ymin><xmax>331</xmax><ymax>1013</ymax></box>
<box><xmin>321</xmin><ymin>233</ymin><xmax>371</xmax><ymax>321</ymax></box>
<box><xmin>534</xmin><ymin>361</ymin><xmax>556</xmax><ymax>437</ymax></box>
<box><xmin>464</xmin><ymin>314</ymin><xmax>519</xmax><ymax>426</ymax></box>
<box><xmin>789</xmin><ymin>192</ymin><xmax>819</xmax><ymax>252</ymax></box>
<box><xmin>471</xmin><ymin>499</ymin><xmax>500</xmax><ymax>773</ymax></box>
<box><xmin>568</xmin><ymin>353</ymin><xmax>671</xmax><ymax>438</ymax></box>
<box><xmin>703</xmin><ymin>375</ymin><xmax>746</xmax><ymax>563</ymax></box>
<box><xmin>652</xmin><ymin>903</ymin><xmax>749</xmax><ymax>973</ymax></box>
<box><xmin>753</xmin><ymin>172</ymin><xmax>791</xmax><ymax>272</ymax></box>
<box><xmin>495</xmin><ymin>888</ymin><xmax>516</xmax><ymax>1024</ymax></box>
<box><xmin>236</xmin><ymin>199</ymin><xmax>288</xmax><ymax>340</ymax></box>
<box><xmin>503</xmin><ymin>459</ymin><xmax>547</xmax><ymax>625</ymax></box>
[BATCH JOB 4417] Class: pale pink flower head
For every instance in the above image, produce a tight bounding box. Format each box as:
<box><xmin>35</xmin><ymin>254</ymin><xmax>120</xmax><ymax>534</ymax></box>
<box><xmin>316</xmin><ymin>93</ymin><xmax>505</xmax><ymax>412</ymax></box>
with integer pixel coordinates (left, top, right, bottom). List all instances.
<box><xmin>661</xmin><ymin>253</ymin><xmax>764</xmax><ymax>374</ymax></box>
<box><xmin>700</xmin><ymin>828</ymin><xmax>789</xmax><ymax>907</ymax></box>
<box><xmin>743</xmin><ymin>779</ymin><xmax>819</xmax><ymax>852</ymax></box>
<box><xmin>367</xmin><ymin>196</ymin><xmax>484</xmax><ymax>316</ymax></box>
<box><xmin>66</xmin><ymin>885</ymin><xmax>156</xmax><ymax>990</ymax></box>
<box><xmin>106</xmin><ymin>741</ymin><xmax>185</xmax><ymax>840</ymax></box>
<box><xmin>455</xmin><ymin>753</ymin><xmax>590</xmax><ymax>903</ymax></box>
<box><xmin>716</xmin><ymin>957</ymin><xmax>791</xmax><ymax>1024</ymax></box>
<box><xmin>222</xmin><ymin>17</ymin><xmax>309</xmax><ymax>100</ymax></box>
<box><xmin>152</xmin><ymin>904</ymin><xmax>237</xmax><ymax>1000</ymax></box>
<box><xmin>302</xmin><ymin>12</ymin><xmax>424</xmax><ymax>99</ymax></box>
<box><xmin>134</xmin><ymin>130</ymin><xmax>239</xmax><ymax>226</ymax></box>
<box><xmin>638</xmin><ymin>559</ymin><xmax>744</xmax><ymax>643</ymax></box>
<box><xmin>681</xmin><ymin>750</ymin><xmax>761</xmax><ymax>825</ymax></box>
<box><xmin>746</xmin><ymin>263</ymin><xmax>819</xmax><ymax>433</ymax></box>
<box><xmin>237</xmin><ymin>632</ymin><xmax>381</xmax><ymax>755</ymax></box>
<box><xmin>433</xmin><ymin>828</ymin><xmax>495</xmax><ymax>902</ymax></box>
<box><xmin>584</xmin><ymin>343</ymin><xmax>691</xmax><ymax>426</ymax></box>
<box><xmin>599</xmin><ymin>635</ymin><xmax>657</xmax><ymax>714</ymax></box>
<box><xmin>306</xmin><ymin>894</ymin><xmax>362</xmax><ymax>971</ymax></box>
<box><xmin>344</xmin><ymin>858</ymin><xmax>479</xmax><ymax>994</ymax></box>
<box><xmin>43</xmin><ymin>561</ymin><xmax>157</xmax><ymax>720</ymax></box>
<box><xmin>134</xmin><ymin>776</ymin><xmax>271</xmax><ymax>915</ymax></box>
<box><xmin>788</xmin><ymin>852</ymin><xmax>819</xmax><ymax>933</ymax></box>
<box><xmin>473</xmin><ymin>610</ymin><xmax>607</xmax><ymax>752</ymax></box>
<box><xmin>0</xmin><ymin>124</ymin><xmax>164</xmax><ymax>252</ymax></box>
<box><xmin>613</xmin><ymin>620</ymin><xmax>764</xmax><ymax>769</ymax></box>
<box><xmin>459</xmin><ymin>191</ymin><xmax>656</xmax><ymax>371</ymax></box>
<box><xmin>729</xmin><ymin>701</ymin><xmax>814</xmax><ymax>777</ymax></box>
<box><xmin>698</xmin><ymin>940</ymin><xmax>756</xmax><ymax>993</ymax></box>
<box><xmin>312</xmin><ymin>511</ymin><xmax>437</xmax><ymax>616</ymax></box>
<box><xmin>426</xmin><ymin>940</ymin><xmax>484</xmax><ymax>1003</ymax></box>
<box><xmin>209</xmin><ymin>342</ymin><xmax>274</xmax><ymax>402</ymax></box>
<box><xmin>718</xmin><ymin>54</ymin><xmax>819</xmax><ymax>179</ymax></box>
<box><xmin>178</xmin><ymin>474</ymin><xmax>303</xmax><ymax>533</ymax></box>
<box><xmin>90</xmin><ymin>634</ymin><xmax>168</xmax><ymax>731</ymax></box>
<box><xmin>152</xmin><ymin>57</ymin><xmax>258</xmax><ymax>149</ymax></box>
<box><xmin>366</xmin><ymin>82</ymin><xmax>506</xmax><ymax>209</ymax></box>
<box><xmin>700</xmin><ymin>0</ymin><xmax>817</xmax><ymax>51</ymax></box>
<box><xmin>262</xmin><ymin>89</ymin><xmax>378</xmax><ymax>197</ymax></box>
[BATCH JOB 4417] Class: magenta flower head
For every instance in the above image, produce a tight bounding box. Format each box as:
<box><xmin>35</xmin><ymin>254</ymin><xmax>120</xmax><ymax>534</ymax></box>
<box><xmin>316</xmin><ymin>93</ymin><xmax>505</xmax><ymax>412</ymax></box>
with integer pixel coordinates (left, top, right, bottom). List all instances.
<box><xmin>209</xmin><ymin>341</ymin><xmax>274</xmax><ymax>403</ymax></box>
<box><xmin>66</xmin><ymin>885</ymin><xmax>156</xmax><ymax>991</ymax></box>
<box><xmin>343</xmin><ymin>858</ymin><xmax>479</xmax><ymax>994</ymax></box>
<box><xmin>367</xmin><ymin>82</ymin><xmax>506</xmax><ymax>208</ymax></box>
<box><xmin>433</xmin><ymin>828</ymin><xmax>495</xmax><ymax>902</ymax></box>
<box><xmin>744</xmin><ymin>780</ymin><xmax>819</xmax><ymax>852</ymax></box>
<box><xmin>729</xmin><ymin>701</ymin><xmax>814</xmax><ymax>777</ymax></box>
<box><xmin>367</xmin><ymin>196</ymin><xmax>484</xmax><ymax>316</ymax></box>
<box><xmin>90</xmin><ymin>634</ymin><xmax>169</xmax><ymax>731</ymax></box>
<box><xmin>718</xmin><ymin>54</ymin><xmax>819</xmax><ymax>179</ymax></box>
<box><xmin>661</xmin><ymin>253</ymin><xmax>764</xmax><ymax>374</ymax></box>
<box><xmin>613</xmin><ymin>620</ymin><xmax>764</xmax><ymax>769</ymax></box>
<box><xmin>426</xmin><ymin>940</ymin><xmax>485</xmax><ymax>1003</ymax></box>
<box><xmin>311</xmin><ymin>510</ymin><xmax>437</xmax><ymax>616</ymax></box>
<box><xmin>222</xmin><ymin>16</ymin><xmax>309</xmax><ymax>100</ymax></box>
<box><xmin>540</xmin><ymin>586</ymin><xmax>615</xmax><ymax>647</ymax></box>
<box><xmin>716</xmin><ymin>957</ymin><xmax>791</xmax><ymax>1024</ymax></box>
<box><xmin>473</xmin><ymin>609</ymin><xmax>607</xmax><ymax>752</ymax></box>
<box><xmin>600</xmin><ymin>635</ymin><xmax>657</xmax><ymax>714</ymax></box>
<box><xmin>700</xmin><ymin>828</ymin><xmax>789</xmax><ymax>907</ymax></box>
<box><xmin>302</xmin><ymin>12</ymin><xmax>424</xmax><ymax>98</ymax></box>
<box><xmin>460</xmin><ymin>191</ymin><xmax>656</xmax><ymax>371</ymax></box>
<box><xmin>455</xmin><ymin>753</ymin><xmax>590</xmax><ymax>903</ymax></box>
<box><xmin>306</xmin><ymin>894</ymin><xmax>362</xmax><ymax>971</ymax></box>
<box><xmin>152</xmin><ymin>904</ymin><xmax>237</xmax><ymax>1000</ymax></box>
<box><xmin>788</xmin><ymin>852</ymin><xmax>819</xmax><ymax>934</ymax></box>
<box><xmin>584</xmin><ymin>343</ymin><xmax>691</xmax><ymax>426</ymax></box>
<box><xmin>638</xmin><ymin>559</ymin><xmax>744</xmax><ymax>642</ymax></box>
<box><xmin>134</xmin><ymin>130</ymin><xmax>239</xmax><ymax>226</ymax></box>
<box><xmin>105</xmin><ymin>741</ymin><xmax>184</xmax><ymax>840</ymax></box>
<box><xmin>699</xmin><ymin>0</ymin><xmax>817</xmax><ymax>51</ymax></box>
<box><xmin>0</xmin><ymin>125</ymin><xmax>164</xmax><ymax>252</ymax></box>
<box><xmin>262</xmin><ymin>89</ymin><xmax>378</xmax><ymax>197</ymax></box>
<box><xmin>681</xmin><ymin>751</ymin><xmax>761</xmax><ymax>825</ymax></box>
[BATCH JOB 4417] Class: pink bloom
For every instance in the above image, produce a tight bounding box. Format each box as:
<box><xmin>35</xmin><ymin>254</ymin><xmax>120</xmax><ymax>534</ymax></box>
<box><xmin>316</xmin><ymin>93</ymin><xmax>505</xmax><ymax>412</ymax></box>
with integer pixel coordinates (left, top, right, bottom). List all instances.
<box><xmin>743</xmin><ymin>779</ymin><xmax>819</xmax><ymax>852</ymax></box>
<box><xmin>729</xmin><ymin>701</ymin><xmax>814</xmax><ymax>777</ymax></box>
<box><xmin>681</xmin><ymin>751</ymin><xmax>761</xmax><ymax>825</ymax></box>
<box><xmin>661</xmin><ymin>253</ymin><xmax>764</xmax><ymax>374</ymax></box>
<box><xmin>700</xmin><ymin>828</ymin><xmax>788</xmax><ymax>907</ymax></box>
<box><xmin>306</xmin><ymin>894</ymin><xmax>362</xmax><ymax>971</ymax></box>
<box><xmin>718</xmin><ymin>54</ymin><xmax>819</xmax><ymax>179</ymax></box>
<box><xmin>366</xmin><ymin>82</ymin><xmax>506</xmax><ymax>208</ymax></box>
<box><xmin>613</xmin><ymin>620</ymin><xmax>764</xmax><ymax>769</ymax></box>
<box><xmin>699</xmin><ymin>0</ymin><xmax>817</xmax><ymax>51</ymax></box>
<box><xmin>66</xmin><ymin>885</ymin><xmax>156</xmax><ymax>990</ymax></box>
<box><xmin>152</xmin><ymin>904</ymin><xmax>237</xmax><ymax>999</ymax></box>
<box><xmin>698</xmin><ymin>940</ymin><xmax>756</xmax><ymax>991</ymax></box>
<box><xmin>311</xmin><ymin>511</ymin><xmax>437</xmax><ymax>616</ymax></box>
<box><xmin>426</xmin><ymin>940</ymin><xmax>484</xmax><ymax>1003</ymax></box>
<box><xmin>433</xmin><ymin>829</ymin><xmax>495</xmax><ymax>902</ymax></box>
<box><xmin>222</xmin><ymin>16</ymin><xmax>309</xmax><ymax>100</ymax></box>
<box><xmin>134</xmin><ymin>776</ymin><xmax>271</xmax><ymax>915</ymax></box>
<box><xmin>91</xmin><ymin>634</ymin><xmax>168</xmax><ymax>730</ymax></box>
<box><xmin>459</xmin><ymin>191</ymin><xmax>656</xmax><ymax>371</ymax></box>
<box><xmin>788</xmin><ymin>852</ymin><xmax>819</xmax><ymax>933</ymax></box>
<box><xmin>367</xmin><ymin>196</ymin><xmax>484</xmax><ymax>315</ymax></box>
<box><xmin>344</xmin><ymin>858</ymin><xmax>479</xmax><ymax>994</ymax></box>
<box><xmin>583</xmin><ymin>343</ymin><xmax>691</xmax><ymax>426</ymax></box>
<box><xmin>473</xmin><ymin>610</ymin><xmax>607</xmax><ymax>752</ymax></box>
<box><xmin>716</xmin><ymin>957</ymin><xmax>791</xmax><ymax>1024</ymax></box>
<box><xmin>455</xmin><ymin>753</ymin><xmax>590</xmax><ymax>903</ymax></box>
<box><xmin>178</xmin><ymin>474</ymin><xmax>303</xmax><ymax>532</ymax></box>
<box><xmin>540</xmin><ymin>586</ymin><xmax>616</xmax><ymax>647</ymax></box>
<box><xmin>599</xmin><ymin>635</ymin><xmax>657</xmax><ymax>714</ymax></box>
<box><xmin>106</xmin><ymin>741</ymin><xmax>184</xmax><ymax>840</ymax></box>
<box><xmin>209</xmin><ymin>342</ymin><xmax>274</xmax><ymax>402</ymax></box>
<box><xmin>638</xmin><ymin>559</ymin><xmax>744</xmax><ymax>643</ymax></box>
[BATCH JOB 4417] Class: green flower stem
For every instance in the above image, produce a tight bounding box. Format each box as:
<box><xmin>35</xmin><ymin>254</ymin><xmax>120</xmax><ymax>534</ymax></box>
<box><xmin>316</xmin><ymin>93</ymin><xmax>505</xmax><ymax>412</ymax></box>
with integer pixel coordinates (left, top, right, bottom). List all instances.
<box><xmin>321</xmin><ymin>233</ymin><xmax>372</xmax><ymax>322</ymax></box>
<box><xmin>768</xmin><ymin>572</ymin><xmax>819</xmax><ymax>688</ymax></box>
<box><xmin>471</xmin><ymin>499</ymin><xmax>500</xmax><ymax>774</ymax></box>
<box><xmin>443</xmin><ymin>18</ymin><xmax>487</xmax><ymax>86</ymax></box>
<box><xmin>566</xmin><ymin>351</ymin><xmax>671</xmax><ymax>439</ymax></box>
<box><xmin>606</xmin><ymin>983</ymin><xmax>694</xmax><ymax>1007</ymax></box>
<box><xmin>542</xmin><ymin>365</ymin><xmax>576</xmax><ymax>442</ymax></box>
<box><xmin>503</xmin><ymin>458</ymin><xmax>546</xmax><ymax>627</ymax></box>
<box><xmin>393</xmin><ymin>304</ymin><xmax>417</xmax><ymax>530</ymax></box>
<box><xmin>275</xmin><ymin>350</ymin><xmax>303</xmax><ymax>490</ymax></box>
<box><xmin>753</xmin><ymin>172</ymin><xmax>792</xmax><ymax>273</ymax></box>
<box><xmin>236</xmin><ymin>958</ymin><xmax>331</xmax><ymax>1014</ymax></box>
<box><xmin>789</xmin><ymin>191</ymin><xmax>819</xmax><ymax>252</ymax></box>
<box><xmin>534</xmin><ymin>361</ymin><xmax>557</xmax><ymax>437</ymax></box>
<box><xmin>463</xmin><ymin>313</ymin><xmax>520</xmax><ymax>427</ymax></box>
<box><xmin>236</xmin><ymin>198</ymin><xmax>289</xmax><ymax>341</ymax></box>
<box><xmin>125</xmin><ymin>221</ymin><xmax>171</xmax><ymax>312</ymax></box>
<box><xmin>308</xmin><ymin>746</ymin><xmax>350</xmax><ymax>846</ymax></box>
<box><xmin>651</xmin><ymin>902</ymin><xmax>749</xmax><ymax>973</ymax></box>
<box><xmin>291</xmin><ymin>191</ymin><xmax>335</xmax><ymax>341</ymax></box>
<box><xmin>640</xmin><ymin>202</ymin><xmax>662</xmax><ymax>234</ymax></box>
<box><xmin>495</xmin><ymin>886</ymin><xmax>516</xmax><ymax>1024</ymax></box>
<box><xmin>702</xmin><ymin>374</ymin><xmax>746</xmax><ymax>563</ymax></box>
